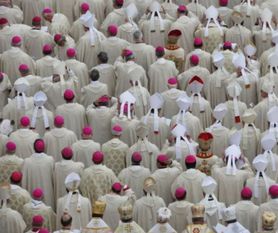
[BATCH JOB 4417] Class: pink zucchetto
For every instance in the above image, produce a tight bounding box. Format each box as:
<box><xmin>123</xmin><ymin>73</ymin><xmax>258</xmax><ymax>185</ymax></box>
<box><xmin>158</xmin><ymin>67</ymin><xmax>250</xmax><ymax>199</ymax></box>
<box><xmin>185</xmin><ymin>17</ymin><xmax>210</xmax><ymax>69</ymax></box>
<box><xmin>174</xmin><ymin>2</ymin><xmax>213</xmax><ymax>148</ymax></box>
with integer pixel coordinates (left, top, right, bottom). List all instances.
<box><xmin>269</xmin><ymin>185</ymin><xmax>278</xmax><ymax>198</ymax></box>
<box><xmin>66</xmin><ymin>48</ymin><xmax>76</xmax><ymax>58</ymax></box>
<box><xmin>61</xmin><ymin>147</ymin><xmax>73</xmax><ymax>159</ymax></box>
<box><xmin>32</xmin><ymin>188</ymin><xmax>44</xmax><ymax>199</ymax></box>
<box><xmin>38</xmin><ymin>228</ymin><xmax>49</xmax><ymax>233</ymax></box>
<box><xmin>54</xmin><ymin>34</ymin><xmax>63</xmax><ymax>43</ymax></box>
<box><xmin>20</xmin><ymin>116</ymin><xmax>30</xmax><ymax>127</ymax></box>
<box><xmin>177</xmin><ymin>5</ymin><xmax>187</xmax><ymax>13</ymax></box>
<box><xmin>241</xmin><ymin>187</ymin><xmax>252</xmax><ymax>199</ymax></box>
<box><xmin>223</xmin><ymin>41</ymin><xmax>232</xmax><ymax>50</ymax></box>
<box><xmin>155</xmin><ymin>46</ymin><xmax>164</xmax><ymax>53</ymax></box>
<box><xmin>54</xmin><ymin>115</ymin><xmax>64</xmax><ymax>127</ymax></box>
<box><xmin>157</xmin><ymin>154</ymin><xmax>169</xmax><ymax>166</ymax></box>
<box><xmin>190</xmin><ymin>54</ymin><xmax>199</xmax><ymax>66</ymax></box>
<box><xmin>132</xmin><ymin>151</ymin><xmax>142</xmax><ymax>162</ymax></box>
<box><xmin>219</xmin><ymin>0</ymin><xmax>228</xmax><ymax>6</ymax></box>
<box><xmin>32</xmin><ymin>16</ymin><xmax>42</xmax><ymax>24</ymax></box>
<box><xmin>167</xmin><ymin>77</ymin><xmax>178</xmax><ymax>87</ymax></box>
<box><xmin>80</xmin><ymin>2</ymin><xmax>90</xmax><ymax>13</ymax></box>
<box><xmin>10</xmin><ymin>171</ymin><xmax>23</xmax><ymax>183</ymax></box>
<box><xmin>83</xmin><ymin>126</ymin><xmax>92</xmax><ymax>135</ymax></box>
<box><xmin>34</xmin><ymin>139</ymin><xmax>45</xmax><ymax>153</ymax></box>
<box><xmin>6</xmin><ymin>141</ymin><xmax>16</xmax><ymax>152</ymax></box>
<box><xmin>63</xmin><ymin>89</ymin><xmax>75</xmax><ymax>101</ymax></box>
<box><xmin>107</xmin><ymin>24</ymin><xmax>118</xmax><ymax>36</ymax></box>
<box><xmin>175</xmin><ymin>187</ymin><xmax>186</xmax><ymax>200</ymax></box>
<box><xmin>42</xmin><ymin>7</ymin><xmax>53</xmax><ymax>14</ymax></box>
<box><xmin>42</xmin><ymin>44</ymin><xmax>52</xmax><ymax>53</ymax></box>
<box><xmin>18</xmin><ymin>64</ymin><xmax>29</xmax><ymax>72</ymax></box>
<box><xmin>0</xmin><ymin>18</ymin><xmax>8</xmax><ymax>25</ymax></box>
<box><xmin>32</xmin><ymin>215</ymin><xmax>44</xmax><ymax>225</ymax></box>
<box><xmin>194</xmin><ymin>37</ymin><xmax>203</xmax><ymax>47</ymax></box>
<box><xmin>92</xmin><ymin>151</ymin><xmax>104</xmax><ymax>164</ymax></box>
<box><xmin>112</xmin><ymin>182</ymin><xmax>122</xmax><ymax>192</ymax></box>
<box><xmin>11</xmin><ymin>36</ymin><xmax>22</xmax><ymax>46</ymax></box>
<box><xmin>185</xmin><ymin>155</ymin><xmax>196</xmax><ymax>164</ymax></box>
<box><xmin>112</xmin><ymin>124</ymin><xmax>122</xmax><ymax>136</ymax></box>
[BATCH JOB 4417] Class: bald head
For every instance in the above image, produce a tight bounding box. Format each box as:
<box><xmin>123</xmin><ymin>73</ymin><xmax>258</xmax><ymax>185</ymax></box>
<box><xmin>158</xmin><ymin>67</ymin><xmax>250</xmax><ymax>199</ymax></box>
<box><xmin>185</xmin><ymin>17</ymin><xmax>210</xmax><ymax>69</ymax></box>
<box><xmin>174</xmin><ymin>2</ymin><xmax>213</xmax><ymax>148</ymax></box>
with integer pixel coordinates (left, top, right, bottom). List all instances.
<box><xmin>133</xmin><ymin>30</ymin><xmax>142</xmax><ymax>42</ymax></box>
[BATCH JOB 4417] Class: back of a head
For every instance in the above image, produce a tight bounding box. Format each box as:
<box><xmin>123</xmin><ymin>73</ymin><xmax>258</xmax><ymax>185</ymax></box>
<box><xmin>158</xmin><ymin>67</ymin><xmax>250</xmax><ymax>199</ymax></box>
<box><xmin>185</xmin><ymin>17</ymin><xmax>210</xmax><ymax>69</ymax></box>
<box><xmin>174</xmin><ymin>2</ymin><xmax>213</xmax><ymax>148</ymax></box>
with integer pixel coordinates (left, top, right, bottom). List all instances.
<box><xmin>133</xmin><ymin>30</ymin><xmax>142</xmax><ymax>42</ymax></box>
<box><xmin>61</xmin><ymin>213</ymin><xmax>72</xmax><ymax>228</ymax></box>
<box><xmin>90</xmin><ymin>69</ymin><xmax>100</xmax><ymax>81</ymax></box>
<box><xmin>97</xmin><ymin>51</ymin><xmax>108</xmax><ymax>64</ymax></box>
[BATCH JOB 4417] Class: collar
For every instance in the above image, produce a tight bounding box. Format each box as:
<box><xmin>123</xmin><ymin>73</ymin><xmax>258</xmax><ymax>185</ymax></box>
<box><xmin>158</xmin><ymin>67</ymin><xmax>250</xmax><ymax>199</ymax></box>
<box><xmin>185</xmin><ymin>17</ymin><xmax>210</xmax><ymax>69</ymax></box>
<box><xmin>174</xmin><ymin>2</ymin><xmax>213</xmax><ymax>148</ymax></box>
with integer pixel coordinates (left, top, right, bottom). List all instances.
<box><xmin>197</xmin><ymin>151</ymin><xmax>213</xmax><ymax>159</ymax></box>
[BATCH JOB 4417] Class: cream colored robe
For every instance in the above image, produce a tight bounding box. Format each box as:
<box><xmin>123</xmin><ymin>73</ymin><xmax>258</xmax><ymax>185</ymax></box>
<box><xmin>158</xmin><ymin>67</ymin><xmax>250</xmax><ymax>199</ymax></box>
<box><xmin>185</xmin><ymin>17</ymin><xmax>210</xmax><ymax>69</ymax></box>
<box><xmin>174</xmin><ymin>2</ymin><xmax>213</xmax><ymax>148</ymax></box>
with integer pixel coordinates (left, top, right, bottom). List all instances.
<box><xmin>178</xmin><ymin>66</ymin><xmax>210</xmax><ymax>98</ymax></box>
<box><xmin>0</xmin><ymin>134</ymin><xmax>8</xmax><ymax>156</ymax></box>
<box><xmin>100</xmin><ymin>8</ymin><xmax>126</xmax><ymax>34</ymax></box>
<box><xmin>56</xmin><ymin>0</ymin><xmax>76</xmax><ymax>24</ymax></box>
<box><xmin>54</xmin><ymin>159</ymin><xmax>84</xmax><ymax>199</ymax></box>
<box><xmin>128</xmin><ymin>86</ymin><xmax>150</xmax><ymax>119</ymax></box>
<box><xmin>151</xmin><ymin>167</ymin><xmax>181</xmax><ymax>205</ymax></box>
<box><xmin>98</xmin><ymin>193</ymin><xmax>129</xmax><ymax>231</ymax></box>
<box><xmin>118</xmin><ymin>165</ymin><xmax>151</xmax><ymax>199</ymax></box>
<box><xmin>133</xmin><ymin>196</ymin><xmax>166</xmax><ymax>232</ymax></box>
<box><xmin>170</xmin><ymin>15</ymin><xmax>199</xmax><ymax>55</ymax></box>
<box><xmin>100</xmin><ymin>37</ymin><xmax>130</xmax><ymax>64</ymax></box>
<box><xmin>184</xmin><ymin>49</ymin><xmax>212</xmax><ymax>73</ymax></box>
<box><xmin>72</xmin><ymin>139</ymin><xmax>101</xmax><ymax>168</ymax></box>
<box><xmin>259</xmin><ymin>47</ymin><xmax>274</xmax><ymax>77</ymax></box>
<box><xmin>162</xmin><ymin>1</ymin><xmax>178</xmax><ymax>19</ymax></box>
<box><xmin>171</xmin><ymin>111</ymin><xmax>203</xmax><ymax>142</ymax></box>
<box><xmin>65</xmin><ymin>59</ymin><xmax>89</xmax><ymax>88</ymax></box>
<box><xmin>92</xmin><ymin>63</ymin><xmax>116</xmax><ymax>96</ymax></box>
<box><xmin>148</xmin><ymin>222</ymin><xmax>177</xmax><ymax>233</ymax></box>
<box><xmin>240</xmin><ymin>125</ymin><xmax>260</xmax><ymax>163</ymax></box>
<box><xmin>139</xmin><ymin>17</ymin><xmax>172</xmax><ymax>47</ymax></box>
<box><xmin>22</xmin><ymin>202</ymin><xmax>56</xmax><ymax>232</ymax></box>
<box><xmin>0</xmin><ymin>73</ymin><xmax>12</xmax><ymax>115</ymax></box>
<box><xmin>114</xmin><ymin>60</ymin><xmax>148</xmax><ymax>97</ymax></box>
<box><xmin>195</xmin><ymin>24</ymin><xmax>226</xmax><ymax>54</ymax></box>
<box><xmin>21</xmin><ymin>0</ymin><xmax>54</xmax><ymax>26</ymax></box>
<box><xmin>2</xmin><ymin>97</ymin><xmax>34</xmax><ymax>129</ymax></box>
<box><xmin>118</xmin><ymin>22</ymin><xmax>138</xmax><ymax>43</ymax></box>
<box><xmin>54</xmin><ymin>36</ymin><xmax>75</xmax><ymax>61</ymax></box>
<box><xmin>56</xmin><ymin>193</ymin><xmax>92</xmax><ymax>230</ymax></box>
<box><xmin>218</xmin><ymin>6</ymin><xmax>233</xmax><ymax>28</ymax></box>
<box><xmin>115</xmin><ymin>221</ymin><xmax>146</xmax><ymax>233</ymax></box>
<box><xmin>26</xmin><ymin>107</ymin><xmax>54</xmax><ymax>137</ymax></box>
<box><xmin>234</xmin><ymin>3</ymin><xmax>260</xmax><ymax>31</ymax></box>
<box><xmin>82</xmin><ymin>217</ymin><xmax>112</xmax><ymax>233</ymax></box>
<box><xmin>81</xmin><ymin>81</ymin><xmax>108</xmax><ymax>108</ymax></box>
<box><xmin>0</xmin><ymin>154</ymin><xmax>23</xmax><ymax>183</ymax></box>
<box><xmin>22</xmin><ymin>153</ymin><xmax>55</xmax><ymax>209</ymax></box>
<box><xmin>222</xmin><ymin>49</ymin><xmax>236</xmax><ymax>74</ymax></box>
<box><xmin>207</xmin><ymin>125</ymin><xmax>230</xmax><ymax>158</ymax></box>
<box><xmin>102</xmin><ymin>138</ymin><xmax>129</xmax><ymax>176</ymax></box>
<box><xmin>0</xmin><ymin>5</ymin><xmax>23</xmax><ymax>24</ymax></box>
<box><xmin>207</xmin><ymin>68</ymin><xmax>229</xmax><ymax>109</ymax></box>
<box><xmin>171</xmin><ymin>169</ymin><xmax>206</xmax><ymax>204</ymax></box>
<box><xmin>76</xmin><ymin>31</ymin><xmax>106</xmax><ymax>70</ymax></box>
<box><xmin>0</xmin><ymin>47</ymin><xmax>35</xmax><ymax>85</ymax></box>
<box><xmin>254</xmin><ymin>98</ymin><xmax>278</xmax><ymax>132</ymax></box>
<box><xmin>233</xmin><ymin>200</ymin><xmax>259</xmax><ymax>233</ymax></box>
<box><xmin>222</xmin><ymin>100</ymin><xmax>247</xmax><ymax>129</ymax></box>
<box><xmin>56</xmin><ymin>103</ymin><xmax>87</xmax><ymax>139</ymax></box>
<box><xmin>168</xmin><ymin>200</ymin><xmax>193</xmax><ymax>233</ymax></box>
<box><xmin>41</xmin><ymin>77</ymin><xmax>79</xmax><ymax>111</ymax></box>
<box><xmin>212</xmin><ymin>166</ymin><xmax>253</xmax><ymax>206</ymax></box>
<box><xmin>149</xmin><ymin>58</ymin><xmax>178</xmax><ymax>95</ymax></box>
<box><xmin>142</xmin><ymin>115</ymin><xmax>170</xmax><ymax>150</ymax></box>
<box><xmin>48</xmin><ymin>13</ymin><xmax>71</xmax><ymax>35</ymax></box>
<box><xmin>111</xmin><ymin>116</ymin><xmax>140</xmax><ymax>147</ymax></box>
<box><xmin>257</xmin><ymin>73</ymin><xmax>278</xmax><ymax>102</ymax></box>
<box><xmin>73</xmin><ymin>0</ymin><xmax>113</xmax><ymax>23</ymax></box>
<box><xmin>187</xmin><ymin>2</ymin><xmax>206</xmax><ymax>22</ymax></box>
<box><xmin>43</xmin><ymin>127</ymin><xmax>78</xmax><ymax>162</ymax></box>
<box><xmin>190</xmin><ymin>95</ymin><xmax>212</xmax><ymax>129</ymax></box>
<box><xmin>36</xmin><ymin>56</ymin><xmax>60</xmax><ymax>78</ymax></box>
<box><xmin>23</xmin><ymin>28</ymin><xmax>54</xmax><ymax>60</ymax></box>
<box><xmin>127</xmin><ymin>139</ymin><xmax>160</xmax><ymax>172</ymax></box>
<box><xmin>9</xmin><ymin>184</ymin><xmax>31</xmax><ymax>215</ymax></box>
<box><xmin>127</xmin><ymin>42</ymin><xmax>156</xmax><ymax>73</ymax></box>
<box><xmin>246</xmin><ymin>176</ymin><xmax>275</xmax><ymax>206</ymax></box>
<box><xmin>86</xmin><ymin>104</ymin><xmax>117</xmax><ymax>145</ymax></box>
<box><xmin>161</xmin><ymin>88</ymin><xmax>184</xmax><ymax>119</ymax></box>
<box><xmin>0</xmin><ymin>207</ymin><xmax>26</xmax><ymax>233</ymax></box>
<box><xmin>225</xmin><ymin>25</ymin><xmax>252</xmax><ymax>50</ymax></box>
<box><xmin>80</xmin><ymin>164</ymin><xmax>118</xmax><ymax>204</ymax></box>
<box><xmin>253</xmin><ymin>28</ymin><xmax>273</xmax><ymax>59</ymax></box>
<box><xmin>257</xmin><ymin>199</ymin><xmax>278</xmax><ymax>231</ymax></box>
<box><xmin>9</xmin><ymin>129</ymin><xmax>40</xmax><ymax>159</ymax></box>
<box><xmin>22</xmin><ymin>75</ymin><xmax>42</xmax><ymax>97</ymax></box>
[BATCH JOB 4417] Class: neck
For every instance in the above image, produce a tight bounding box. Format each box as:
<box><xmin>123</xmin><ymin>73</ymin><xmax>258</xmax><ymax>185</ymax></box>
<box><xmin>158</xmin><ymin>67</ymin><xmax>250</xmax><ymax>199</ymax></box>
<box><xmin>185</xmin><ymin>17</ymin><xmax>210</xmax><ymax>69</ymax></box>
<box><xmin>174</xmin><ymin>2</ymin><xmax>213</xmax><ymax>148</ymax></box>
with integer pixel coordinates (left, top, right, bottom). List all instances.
<box><xmin>193</xmin><ymin>218</ymin><xmax>204</xmax><ymax>224</ymax></box>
